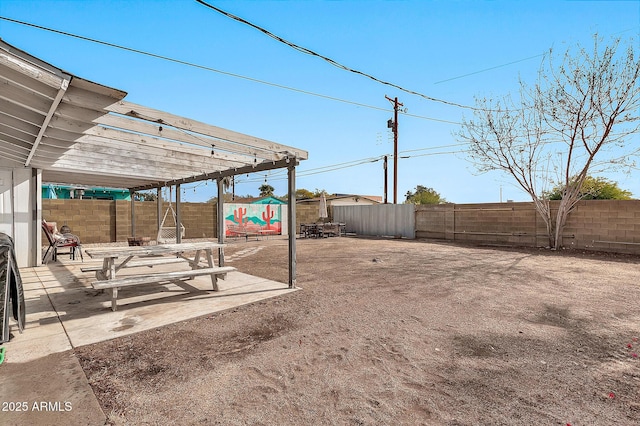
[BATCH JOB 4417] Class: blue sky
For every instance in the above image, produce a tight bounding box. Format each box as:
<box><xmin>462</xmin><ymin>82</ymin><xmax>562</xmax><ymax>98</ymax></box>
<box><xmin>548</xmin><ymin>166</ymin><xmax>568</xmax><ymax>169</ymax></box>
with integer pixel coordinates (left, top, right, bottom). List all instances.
<box><xmin>1</xmin><ymin>0</ymin><xmax>638</xmax><ymax>202</ymax></box>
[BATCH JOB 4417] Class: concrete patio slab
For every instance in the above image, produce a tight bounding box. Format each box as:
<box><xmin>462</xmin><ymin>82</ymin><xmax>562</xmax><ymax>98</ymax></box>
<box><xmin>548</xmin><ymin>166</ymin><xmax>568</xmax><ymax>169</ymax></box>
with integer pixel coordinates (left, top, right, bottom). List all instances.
<box><xmin>4</xmin><ymin>260</ymin><xmax>298</xmax><ymax>361</ymax></box>
<box><xmin>0</xmin><ymin>257</ymin><xmax>298</xmax><ymax>426</ymax></box>
<box><xmin>0</xmin><ymin>350</ymin><xmax>107</xmax><ymax>426</ymax></box>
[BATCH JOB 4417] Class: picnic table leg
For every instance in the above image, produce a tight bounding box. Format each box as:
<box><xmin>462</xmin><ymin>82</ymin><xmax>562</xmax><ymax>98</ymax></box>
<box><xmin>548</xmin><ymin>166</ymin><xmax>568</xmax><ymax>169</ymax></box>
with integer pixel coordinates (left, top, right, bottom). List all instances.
<box><xmin>187</xmin><ymin>250</ymin><xmax>203</xmax><ymax>280</ymax></box>
<box><xmin>204</xmin><ymin>248</ymin><xmax>218</xmax><ymax>291</ymax></box>
<box><xmin>111</xmin><ymin>287</ymin><xmax>118</xmax><ymax>311</ymax></box>
<box><xmin>95</xmin><ymin>258</ymin><xmax>110</xmax><ymax>281</ymax></box>
<box><xmin>109</xmin><ymin>258</ymin><xmax>116</xmax><ymax>280</ymax></box>
<box><xmin>217</xmin><ymin>246</ymin><xmax>224</xmax><ymax>268</ymax></box>
<box><xmin>192</xmin><ymin>249</ymin><xmax>201</xmax><ymax>267</ymax></box>
<box><xmin>108</xmin><ymin>258</ymin><xmax>118</xmax><ymax>310</ymax></box>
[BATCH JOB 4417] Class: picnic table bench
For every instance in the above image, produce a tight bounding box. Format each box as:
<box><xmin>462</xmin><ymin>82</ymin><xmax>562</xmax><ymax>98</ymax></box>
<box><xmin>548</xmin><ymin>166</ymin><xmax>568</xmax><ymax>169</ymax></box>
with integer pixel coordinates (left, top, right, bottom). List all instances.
<box><xmin>84</xmin><ymin>242</ymin><xmax>235</xmax><ymax>311</ymax></box>
<box><xmin>227</xmin><ymin>224</ymin><xmax>255</xmax><ymax>241</ymax></box>
<box><xmin>257</xmin><ymin>229</ymin><xmax>277</xmax><ymax>239</ymax></box>
<box><xmin>227</xmin><ymin>225</ymin><xmax>276</xmax><ymax>241</ymax></box>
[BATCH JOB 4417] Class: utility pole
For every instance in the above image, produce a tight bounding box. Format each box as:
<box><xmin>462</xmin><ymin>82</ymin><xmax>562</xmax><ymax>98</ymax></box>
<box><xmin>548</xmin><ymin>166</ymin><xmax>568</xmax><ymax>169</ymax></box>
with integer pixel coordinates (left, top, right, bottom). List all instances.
<box><xmin>385</xmin><ymin>95</ymin><xmax>403</xmax><ymax>204</ymax></box>
<box><xmin>383</xmin><ymin>155</ymin><xmax>388</xmax><ymax>204</ymax></box>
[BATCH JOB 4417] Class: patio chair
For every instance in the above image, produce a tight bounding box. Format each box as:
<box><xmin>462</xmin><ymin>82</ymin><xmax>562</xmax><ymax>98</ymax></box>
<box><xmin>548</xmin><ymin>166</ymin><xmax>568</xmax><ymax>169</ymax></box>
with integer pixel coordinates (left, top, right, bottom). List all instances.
<box><xmin>42</xmin><ymin>220</ymin><xmax>83</xmax><ymax>263</ymax></box>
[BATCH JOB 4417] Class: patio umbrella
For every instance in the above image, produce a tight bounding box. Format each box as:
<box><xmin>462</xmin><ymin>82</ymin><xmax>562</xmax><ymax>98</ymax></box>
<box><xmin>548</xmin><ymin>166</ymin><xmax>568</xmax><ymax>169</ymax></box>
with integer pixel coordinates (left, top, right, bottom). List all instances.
<box><xmin>319</xmin><ymin>192</ymin><xmax>328</xmax><ymax>221</ymax></box>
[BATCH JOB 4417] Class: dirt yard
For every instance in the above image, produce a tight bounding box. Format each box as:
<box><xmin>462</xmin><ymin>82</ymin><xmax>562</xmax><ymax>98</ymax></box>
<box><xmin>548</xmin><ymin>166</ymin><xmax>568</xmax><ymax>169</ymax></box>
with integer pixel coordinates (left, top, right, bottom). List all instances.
<box><xmin>75</xmin><ymin>237</ymin><xmax>640</xmax><ymax>425</ymax></box>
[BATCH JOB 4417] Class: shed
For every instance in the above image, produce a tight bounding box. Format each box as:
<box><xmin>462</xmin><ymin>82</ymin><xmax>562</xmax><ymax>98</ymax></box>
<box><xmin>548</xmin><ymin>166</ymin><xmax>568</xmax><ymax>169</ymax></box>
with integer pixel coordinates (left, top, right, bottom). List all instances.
<box><xmin>0</xmin><ymin>40</ymin><xmax>307</xmax><ymax>287</ymax></box>
<box><xmin>251</xmin><ymin>196</ymin><xmax>286</xmax><ymax>205</ymax></box>
<box><xmin>42</xmin><ymin>184</ymin><xmax>132</xmax><ymax>200</ymax></box>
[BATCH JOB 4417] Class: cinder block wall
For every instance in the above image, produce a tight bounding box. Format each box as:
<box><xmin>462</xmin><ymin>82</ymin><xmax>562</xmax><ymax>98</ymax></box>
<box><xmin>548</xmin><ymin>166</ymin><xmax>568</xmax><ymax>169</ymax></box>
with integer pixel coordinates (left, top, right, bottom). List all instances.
<box><xmin>43</xmin><ymin>199</ymin><xmax>218</xmax><ymax>244</ymax></box>
<box><xmin>42</xmin><ymin>199</ymin><xmax>116</xmax><ymax>243</ymax></box>
<box><xmin>295</xmin><ymin>201</ymin><xmax>333</xmax><ymax>229</ymax></box>
<box><xmin>44</xmin><ymin>198</ymin><xmax>639</xmax><ymax>254</ymax></box>
<box><xmin>565</xmin><ymin>200</ymin><xmax>640</xmax><ymax>253</ymax></box>
<box><xmin>43</xmin><ymin>198</ymin><xmax>322</xmax><ymax>244</ymax></box>
<box><xmin>113</xmin><ymin>201</ymin><xmax>217</xmax><ymax>242</ymax></box>
<box><xmin>178</xmin><ymin>202</ymin><xmax>216</xmax><ymax>239</ymax></box>
<box><xmin>416</xmin><ymin>200</ymin><xmax>640</xmax><ymax>254</ymax></box>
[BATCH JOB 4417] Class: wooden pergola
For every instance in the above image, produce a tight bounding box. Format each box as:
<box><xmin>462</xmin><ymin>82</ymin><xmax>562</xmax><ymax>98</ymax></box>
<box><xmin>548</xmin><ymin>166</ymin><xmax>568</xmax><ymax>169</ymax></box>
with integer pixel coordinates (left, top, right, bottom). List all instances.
<box><xmin>0</xmin><ymin>39</ymin><xmax>307</xmax><ymax>286</ymax></box>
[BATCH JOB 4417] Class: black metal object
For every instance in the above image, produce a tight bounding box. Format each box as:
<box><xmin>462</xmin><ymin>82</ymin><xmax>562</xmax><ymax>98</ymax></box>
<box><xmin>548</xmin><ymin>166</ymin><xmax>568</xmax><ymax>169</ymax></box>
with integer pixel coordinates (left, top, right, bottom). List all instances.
<box><xmin>1</xmin><ymin>233</ymin><xmax>25</xmax><ymax>345</ymax></box>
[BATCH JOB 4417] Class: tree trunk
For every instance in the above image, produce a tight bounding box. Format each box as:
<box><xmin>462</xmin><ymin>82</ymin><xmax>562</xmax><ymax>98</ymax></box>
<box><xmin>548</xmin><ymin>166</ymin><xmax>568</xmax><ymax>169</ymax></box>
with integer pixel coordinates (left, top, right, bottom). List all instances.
<box><xmin>553</xmin><ymin>197</ymin><xmax>582</xmax><ymax>250</ymax></box>
<box><xmin>532</xmin><ymin>197</ymin><xmax>556</xmax><ymax>248</ymax></box>
<box><xmin>553</xmin><ymin>206</ymin><xmax>566</xmax><ymax>250</ymax></box>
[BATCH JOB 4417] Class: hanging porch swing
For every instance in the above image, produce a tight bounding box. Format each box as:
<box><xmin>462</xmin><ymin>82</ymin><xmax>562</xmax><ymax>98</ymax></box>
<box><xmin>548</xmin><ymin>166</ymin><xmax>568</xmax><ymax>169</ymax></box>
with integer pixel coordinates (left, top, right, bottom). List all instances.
<box><xmin>157</xmin><ymin>187</ymin><xmax>185</xmax><ymax>244</ymax></box>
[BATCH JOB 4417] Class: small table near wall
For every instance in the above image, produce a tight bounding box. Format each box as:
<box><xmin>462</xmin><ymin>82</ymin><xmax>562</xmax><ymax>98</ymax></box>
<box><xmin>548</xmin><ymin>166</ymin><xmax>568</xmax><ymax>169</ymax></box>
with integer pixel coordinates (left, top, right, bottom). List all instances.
<box><xmin>300</xmin><ymin>223</ymin><xmax>345</xmax><ymax>238</ymax></box>
<box><xmin>257</xmin><ymin>229</ymin><xmax>277</xmax><ymax>240</ymax></box>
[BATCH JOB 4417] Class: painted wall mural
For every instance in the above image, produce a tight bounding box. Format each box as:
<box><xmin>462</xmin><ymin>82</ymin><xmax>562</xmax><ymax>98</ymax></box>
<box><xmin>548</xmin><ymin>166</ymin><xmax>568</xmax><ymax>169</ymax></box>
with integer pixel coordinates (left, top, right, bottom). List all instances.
<box><xmin>225</xmin><ymin>203</ymin><xmax>282</xmax><ymax>236</ymax></box>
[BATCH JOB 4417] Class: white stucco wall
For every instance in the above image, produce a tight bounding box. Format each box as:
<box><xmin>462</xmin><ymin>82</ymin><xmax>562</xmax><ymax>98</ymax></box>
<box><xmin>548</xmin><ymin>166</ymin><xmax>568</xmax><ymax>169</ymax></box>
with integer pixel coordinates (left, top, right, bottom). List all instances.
<box><xmin>0</xmin><ymin>169</ymin><xmax>12</xmax><ymax>237</ymax></box>
<box><xmin>0</xmin><ymin>166</ymin><xmax>41</xmax><ymax>267</ymax></box>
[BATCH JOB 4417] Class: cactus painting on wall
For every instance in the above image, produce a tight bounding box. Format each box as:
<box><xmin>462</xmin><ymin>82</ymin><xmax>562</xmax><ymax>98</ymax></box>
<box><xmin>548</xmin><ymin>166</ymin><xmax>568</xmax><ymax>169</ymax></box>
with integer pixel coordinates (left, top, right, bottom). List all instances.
<box><xmin>224</xmin><ymin>203</ymin><xmax>282</xmax><ymax>236</ymax></box>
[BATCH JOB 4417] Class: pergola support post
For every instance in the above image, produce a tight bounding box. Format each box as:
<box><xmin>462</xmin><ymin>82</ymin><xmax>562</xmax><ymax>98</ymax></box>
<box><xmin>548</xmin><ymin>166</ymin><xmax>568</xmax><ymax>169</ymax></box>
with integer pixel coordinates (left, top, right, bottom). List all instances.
<box><xmin>287</xmin><ymin>165</ymin><xmax>296</xmax><ymax>288</ymax></box>
<box><xmin>130</xmin><ymin>190</ymin><xmax>136</xmax><ymax>238</ymax></box>
<box><xmin>175</xmin><ymin>184</ymin><xmax>181</xmax><ymax>243</ymax></box>
<box><xmin>157</xmin><ymin>187</ymin><xmax>162</xmax><ymax>236</ymax></box>
<box><xmin>217</xmin><ymin>178</ymin><xmax>225</xmax><ymax>267</ymax></box>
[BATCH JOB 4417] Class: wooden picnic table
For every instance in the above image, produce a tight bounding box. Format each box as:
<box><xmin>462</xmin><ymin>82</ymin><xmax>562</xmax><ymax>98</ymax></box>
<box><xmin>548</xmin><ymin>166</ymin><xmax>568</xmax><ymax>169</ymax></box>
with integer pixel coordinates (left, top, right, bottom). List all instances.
<box><xmin>83</xmin><ymin>241</ymin><xmax>235</xmax><ymax>311</ymax></box>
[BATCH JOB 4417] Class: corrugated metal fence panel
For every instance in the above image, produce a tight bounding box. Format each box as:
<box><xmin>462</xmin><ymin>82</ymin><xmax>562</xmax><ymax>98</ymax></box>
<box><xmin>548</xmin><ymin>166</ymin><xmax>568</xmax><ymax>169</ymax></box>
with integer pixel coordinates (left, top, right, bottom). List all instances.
<box><xmin>333</xmin><ymin>205</ymin><xmax>415</xmax><ymax>239</ymax></box>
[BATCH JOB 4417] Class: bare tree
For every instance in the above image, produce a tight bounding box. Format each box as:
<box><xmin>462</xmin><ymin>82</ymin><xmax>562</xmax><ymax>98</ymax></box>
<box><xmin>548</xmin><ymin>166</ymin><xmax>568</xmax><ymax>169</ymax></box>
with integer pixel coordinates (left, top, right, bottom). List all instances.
<box><xmin>457</xmin><ymin>36</ymin><xmax>640</xmax><ymax>249</ymax></box>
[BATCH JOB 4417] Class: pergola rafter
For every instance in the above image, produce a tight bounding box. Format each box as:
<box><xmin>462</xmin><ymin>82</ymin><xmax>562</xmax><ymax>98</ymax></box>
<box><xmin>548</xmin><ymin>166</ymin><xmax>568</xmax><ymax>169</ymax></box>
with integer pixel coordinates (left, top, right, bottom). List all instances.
<box><xmin>0</xmin><ymin>40</ymin><xmax>307</xmax><ymax>190</ymax></box>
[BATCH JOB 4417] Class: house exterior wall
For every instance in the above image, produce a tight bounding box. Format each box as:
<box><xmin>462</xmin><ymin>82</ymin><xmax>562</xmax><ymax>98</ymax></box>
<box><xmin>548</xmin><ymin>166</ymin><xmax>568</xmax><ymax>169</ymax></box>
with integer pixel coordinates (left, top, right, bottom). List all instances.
<box><xmin>42</xmin><ymin>185</ymin><xmax>131</xmax><ymax>200</ymax></box>
<box><xmin>0</xmin><ymin>166</ymin><xmax>41</xmax><ymax>267</ymax></box>
<box><xmin>329</xmin><ymin>197</ymin><xmax>378</xmax><ymax>206</ymax></box>
<box><xmin>0</xmin><ymin>169</ymin><xmax>12</xmax><ymax>238</ymax></box>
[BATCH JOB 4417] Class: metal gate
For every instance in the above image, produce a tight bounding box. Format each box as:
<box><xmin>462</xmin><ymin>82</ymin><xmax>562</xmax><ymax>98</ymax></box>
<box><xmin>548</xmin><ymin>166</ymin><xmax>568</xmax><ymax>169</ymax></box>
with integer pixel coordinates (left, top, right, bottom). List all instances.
<box><xmin>333</xmin><ymin>204</ymin><xmax>415</xmax><ymax>239</ymax></box>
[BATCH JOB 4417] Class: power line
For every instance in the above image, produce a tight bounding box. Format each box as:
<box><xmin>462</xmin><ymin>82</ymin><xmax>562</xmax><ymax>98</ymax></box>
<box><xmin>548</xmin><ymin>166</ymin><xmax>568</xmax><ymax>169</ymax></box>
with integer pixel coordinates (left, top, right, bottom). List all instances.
<box><xmin>434</xmin><ymin>53</ymin><xmax>546</xmax><ymax>84</ymax></box>
<box><xmin>209</xmin><ymin>135</ymin><xmax>616</xmax><ymax>187</ymax></box>
<box><xmin>237</xmin><ymin>156</ymin><xmax>385</xmax><ymax>183</ymax></box>
<box><xmin>399</xmin><ymin>142</ymin><xmax>469</xmax><ymax>154</ymax></box>
<box><xmin>0</xmin><ymin>15</ymin><xmax>461</xmax><ymax>125</ymax></box>
<box><xmin>433</xmin><ymin>27</ymin><xmax>640</xmax><ymax>85</ymax></box>
<box><xmin>237</xmin><ymin>137</ymin><xmax>588</xmax><ymax>184</ymax></box>
<box><xmin>194</xmin><ymin>0</ymin><xmax>480</xmax><ymax>110</ymax></box>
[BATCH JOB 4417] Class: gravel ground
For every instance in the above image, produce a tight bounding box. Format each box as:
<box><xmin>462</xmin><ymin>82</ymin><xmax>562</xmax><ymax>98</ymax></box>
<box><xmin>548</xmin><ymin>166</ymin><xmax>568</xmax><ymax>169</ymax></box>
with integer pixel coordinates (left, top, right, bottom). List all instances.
<box><xmin>75</xmin><ymin>237</ymin><xmax>640</xmax><ymax>425</ymax></box>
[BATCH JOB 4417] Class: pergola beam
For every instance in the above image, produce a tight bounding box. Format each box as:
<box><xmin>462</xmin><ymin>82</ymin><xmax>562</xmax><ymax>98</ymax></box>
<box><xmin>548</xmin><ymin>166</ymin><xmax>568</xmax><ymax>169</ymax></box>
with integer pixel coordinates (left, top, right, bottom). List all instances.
<box><xmin>25</xmin><ymin>76</ymin><xmax>70</xmax><ymax>166</ymax></box>
<box><xmin>107</xmin><ymin>100</ymin><xmax>308</xmax><ymax>161</ymax></box>
<box><xmin>129</xmin><ymin>157</ymin><xmax>297</xmax><ymax>191</ymax></box>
